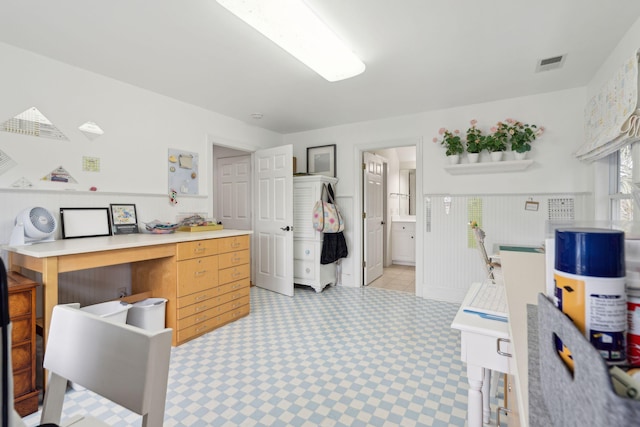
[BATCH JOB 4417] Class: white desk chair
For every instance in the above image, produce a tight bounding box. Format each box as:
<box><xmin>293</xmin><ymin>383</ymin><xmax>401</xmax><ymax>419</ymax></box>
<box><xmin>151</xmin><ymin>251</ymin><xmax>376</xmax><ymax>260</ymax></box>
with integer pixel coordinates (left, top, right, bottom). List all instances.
<box><xmin>40</xmin><ymin>304</ymin><xmax>172</xmax><ymax>427</ymax></box>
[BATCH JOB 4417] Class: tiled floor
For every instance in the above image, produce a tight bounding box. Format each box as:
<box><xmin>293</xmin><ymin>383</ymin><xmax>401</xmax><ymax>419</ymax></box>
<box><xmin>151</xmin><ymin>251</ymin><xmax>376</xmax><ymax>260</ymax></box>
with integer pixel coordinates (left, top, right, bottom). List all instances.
<box><xmin>22</xmin><ymin>285</ymin><xmax>506</xmax><ymax>427</ymax></box>
<box><xmin>367</xmin><ymin>265</ymin><xmax>415</xmax><ymax>294</ymax></box>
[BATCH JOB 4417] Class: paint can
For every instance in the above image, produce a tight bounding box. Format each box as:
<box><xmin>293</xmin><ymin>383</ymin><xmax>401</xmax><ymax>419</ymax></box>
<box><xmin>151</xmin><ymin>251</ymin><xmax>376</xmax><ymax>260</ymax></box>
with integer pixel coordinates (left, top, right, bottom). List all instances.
<box><xmin>554</xmin><ymin>228</ymin><xmax>626</xmax><ymax>365</ymax></box>
<box><xmin>628</xmin><ymin>290</ymin><xmax>640</xmax><ymax>365</ymax></box>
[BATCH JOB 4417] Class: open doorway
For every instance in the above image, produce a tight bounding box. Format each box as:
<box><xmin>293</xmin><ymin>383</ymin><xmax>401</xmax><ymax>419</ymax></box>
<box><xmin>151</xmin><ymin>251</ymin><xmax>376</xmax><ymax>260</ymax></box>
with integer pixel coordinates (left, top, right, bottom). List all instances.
<box><xmin>362</xmin><ymin>145</ymin><xmax>417</xmax><ymax>294</ymax></box>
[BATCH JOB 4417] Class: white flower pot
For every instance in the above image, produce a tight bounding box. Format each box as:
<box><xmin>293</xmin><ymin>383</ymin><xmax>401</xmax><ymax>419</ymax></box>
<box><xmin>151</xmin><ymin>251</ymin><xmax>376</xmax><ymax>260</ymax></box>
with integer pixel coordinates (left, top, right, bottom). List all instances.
<box><xmin>467</xmin><ymin>152</ymin><xmax>480</xmax><ymax>163</ymax></box>
<box><xmin>490</xmin><ymin>151</ymin><xmax>504</xmax><ymax>162</ymax></box>
<box><xmin>448</xmin><ymin>154</ymin><xmax>460</xmax><ymax>164</ymax></box>
<box><xmin>514</xmin><ymin>151</ymin><xmax>527</xmax><ymax>161</ymax></box>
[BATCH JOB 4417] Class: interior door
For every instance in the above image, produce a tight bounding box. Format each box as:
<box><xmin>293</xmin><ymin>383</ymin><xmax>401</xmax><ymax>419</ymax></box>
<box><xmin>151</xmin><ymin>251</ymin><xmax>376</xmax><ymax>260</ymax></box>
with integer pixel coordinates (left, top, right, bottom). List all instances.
<box><xmin>217</xmin><ymin>155</ymin><xmax>251</xmax><ymax>230</ymax></box>
<box><xmin>363</xmin><ymin>152</ymin><xmax>384</xmax><ymax>285</ymax></box>
<box><xmin>253</xmin><ymin>145</ymin><xmax>294</xmax><ymax>296</ymax></box>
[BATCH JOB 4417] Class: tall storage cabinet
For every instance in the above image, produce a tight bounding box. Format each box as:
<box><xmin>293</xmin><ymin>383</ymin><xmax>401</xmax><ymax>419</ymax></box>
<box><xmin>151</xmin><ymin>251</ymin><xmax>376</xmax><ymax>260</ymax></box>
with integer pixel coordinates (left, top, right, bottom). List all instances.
<box><xmin>293</xmin><ymin>175</ymin><xmax>338</xmax><ymax>293</ymax></box>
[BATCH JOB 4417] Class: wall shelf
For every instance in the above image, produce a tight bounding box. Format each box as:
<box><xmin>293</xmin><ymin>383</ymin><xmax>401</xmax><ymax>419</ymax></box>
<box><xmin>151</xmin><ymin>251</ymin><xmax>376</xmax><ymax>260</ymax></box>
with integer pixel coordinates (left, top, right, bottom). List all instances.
<box><xmin>444</xmin><ymin>159</ymin><xmax>534</xmax><ymax>175</ymax></box>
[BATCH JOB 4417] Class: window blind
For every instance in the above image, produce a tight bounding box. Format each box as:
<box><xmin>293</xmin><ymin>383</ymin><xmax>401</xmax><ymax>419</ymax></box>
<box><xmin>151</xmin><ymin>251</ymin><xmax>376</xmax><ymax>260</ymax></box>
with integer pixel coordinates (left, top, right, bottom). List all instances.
<box><xmin>576</xmin><ymin>51</ymin><xmax>640</xmax><ymax>162</ymax></box>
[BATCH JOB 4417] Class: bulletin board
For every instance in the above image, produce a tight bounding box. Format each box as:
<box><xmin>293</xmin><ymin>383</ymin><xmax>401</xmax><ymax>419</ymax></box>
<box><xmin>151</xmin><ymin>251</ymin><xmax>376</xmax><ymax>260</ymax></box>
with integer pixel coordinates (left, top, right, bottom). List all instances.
<box><xmin>168</xmin><ymin>148</ymin><xmax>199</xmax><ymax>195</ymax></box>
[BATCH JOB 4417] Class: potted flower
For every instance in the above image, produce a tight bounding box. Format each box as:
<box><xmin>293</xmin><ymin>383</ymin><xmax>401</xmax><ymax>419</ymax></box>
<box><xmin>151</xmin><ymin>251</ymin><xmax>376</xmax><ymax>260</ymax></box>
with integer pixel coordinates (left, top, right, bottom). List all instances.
<box><xmin>481</xmin><ymin>122</ymin><xmax>509</xmax><ymax>161</ymax></box>
<box><xmin>465</xmin><ymin>119</ymin><xmax>483</xmax><ymax>163</ymax></box>
<box><xmin>504</xmin><ymin>118</ymin><xmax>544</xmax><ymax>159</ymax></box>
<box><xmin>433</xmin><ymin>128</ymin><xmax>463</xmax><ymax>164</ymax></box>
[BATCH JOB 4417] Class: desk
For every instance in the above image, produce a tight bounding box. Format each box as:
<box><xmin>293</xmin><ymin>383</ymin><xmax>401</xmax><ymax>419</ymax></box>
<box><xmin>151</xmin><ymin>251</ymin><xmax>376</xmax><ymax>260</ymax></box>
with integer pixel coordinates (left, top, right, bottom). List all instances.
<box><xmin>3</xmin><ymin>230</ymin><xmax>252</xmax><ymax>350</ymax></box>
<box><xmin>451</xmin><ymin>282</ymin><xmax>513</xmax><ymax>427</ymax></box>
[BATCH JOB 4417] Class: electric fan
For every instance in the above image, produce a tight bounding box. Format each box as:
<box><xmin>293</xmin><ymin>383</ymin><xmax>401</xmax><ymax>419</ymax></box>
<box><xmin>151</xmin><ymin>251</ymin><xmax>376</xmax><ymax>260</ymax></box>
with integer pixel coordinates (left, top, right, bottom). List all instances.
<box><xmin>9</xmin><ymin>207</ymin><xmax>57</xmax><ymax>246</ymax></box>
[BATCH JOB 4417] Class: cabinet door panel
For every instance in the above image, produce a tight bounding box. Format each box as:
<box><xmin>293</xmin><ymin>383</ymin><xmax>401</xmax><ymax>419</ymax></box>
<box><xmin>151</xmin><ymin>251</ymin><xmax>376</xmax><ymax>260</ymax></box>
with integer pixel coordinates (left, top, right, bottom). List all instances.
<box><xmin>8</xmin><ymin>291</ymin><xmax>32</xmax><ymax>318</ymax></box>
<box><xmin>177</xmin><ymin>255</ymin><xmax>219</xmax><ymax>296</ymax></box>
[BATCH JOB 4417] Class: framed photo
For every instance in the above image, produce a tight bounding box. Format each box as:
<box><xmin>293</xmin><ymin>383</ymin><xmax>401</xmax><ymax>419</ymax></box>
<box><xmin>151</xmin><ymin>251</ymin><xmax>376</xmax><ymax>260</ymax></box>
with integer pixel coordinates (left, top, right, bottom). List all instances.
<box><xmin>110</xmin><ymin>204</ymin><xmax>139</xmax><ymax>235</ymax></box>
<box><xmin>60</xmin><ymin>207</ymin><xmax>111</xmax><ymax>239</ymax></box>
<box><xmin>307</xmin><ymin>144</ymin><xmax>336</xmax><ymax>177</ymax></box>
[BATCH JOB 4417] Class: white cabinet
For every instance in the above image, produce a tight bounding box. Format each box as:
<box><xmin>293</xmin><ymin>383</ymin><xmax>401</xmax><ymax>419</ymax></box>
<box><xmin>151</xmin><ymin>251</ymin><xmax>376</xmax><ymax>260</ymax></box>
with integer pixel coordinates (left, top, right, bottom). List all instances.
<box><xmin>293</xmin><ymin>175</ymin><xmax>338</xmax><ymax>292</ymax></box>
<box><xmin>391</xmin><ymin>221</ymin><xmax>416</xmax><ymax>265</ymax></box>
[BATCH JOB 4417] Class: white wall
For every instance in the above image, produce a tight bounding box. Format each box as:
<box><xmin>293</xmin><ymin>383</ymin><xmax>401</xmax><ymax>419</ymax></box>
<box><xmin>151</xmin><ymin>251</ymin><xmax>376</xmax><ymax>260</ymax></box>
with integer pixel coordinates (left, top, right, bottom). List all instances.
<box><xmin>286</xmin><ymin>87</ymin><xmax>591</xmax><ymax>301</ymax></box>
<box><xmin>0</xmin><ymin>42</ymin><xmax>282</xmax><ymax>303</ymax></box>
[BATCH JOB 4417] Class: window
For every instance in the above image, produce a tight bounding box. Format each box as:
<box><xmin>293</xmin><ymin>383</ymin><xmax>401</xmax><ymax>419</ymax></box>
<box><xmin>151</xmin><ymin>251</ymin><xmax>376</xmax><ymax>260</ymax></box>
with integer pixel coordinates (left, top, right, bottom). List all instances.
<box><xmin>611</xmin><ymin>145</ymin><xmax>634</xmax><ymax>221</ymax></box>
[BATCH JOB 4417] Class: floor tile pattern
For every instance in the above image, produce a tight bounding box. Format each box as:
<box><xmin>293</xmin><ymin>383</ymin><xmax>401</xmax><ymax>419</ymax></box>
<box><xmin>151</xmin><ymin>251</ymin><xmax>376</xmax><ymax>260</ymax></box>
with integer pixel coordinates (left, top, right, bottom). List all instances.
<box><xmin>23</xmin><ymin>286</ymin><xmax>506</xmax><ymax>426</ymax></box>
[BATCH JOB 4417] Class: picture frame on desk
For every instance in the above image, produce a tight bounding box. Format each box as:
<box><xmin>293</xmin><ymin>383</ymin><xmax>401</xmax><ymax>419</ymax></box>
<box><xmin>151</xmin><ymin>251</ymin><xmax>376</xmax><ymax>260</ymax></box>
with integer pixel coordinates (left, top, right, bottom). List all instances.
<box><xmin>307</xmin><ymin>144</ymin><xmax>336</xmax><ymax>177</ymax></box>
<box><xmin>110</xmin><ymin>203</ymin><xmax>139</xmax><ymax>235</ymax></box>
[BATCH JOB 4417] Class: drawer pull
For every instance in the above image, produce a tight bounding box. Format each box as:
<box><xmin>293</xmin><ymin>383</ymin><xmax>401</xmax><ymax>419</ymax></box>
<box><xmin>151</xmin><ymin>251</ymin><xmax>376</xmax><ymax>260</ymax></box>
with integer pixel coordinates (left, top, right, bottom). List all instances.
<box><xmin>231</xmin><ymin>256</ymin><xmax>241</xmax><ymax>263</ymax></box>
<box><xmin>194</xmin><ymin>247</ymin><xmax>206</xmax><ymax>253</ymax></box>
<box><xmin>497</xmin><ymin>406</ymin><xmax>511</xmax><ymax>426</ymax></box>
<box><xmin>194</xmin><ymin>270</ymin><xmax>207</xmax><ymax>276</ymax></box>
<box><xmin>232</xmin><ymin>284</ymin><xmax>240</xmax><ymax>289</ymax></box>
<box><xmin>195</xmin><ymin>305</ymin><xmax>208</xmax><ymax>312</ymax></box>
<box><xmin>196</xmin><ymin>315</ymin><xmax>207</xmax><ymax>322</ymax></box>
<box><xmin>231</xmin><ymin>242</ymin><xmax>241</xmax><ymax>248</ymax></box>
<box><xmin>496</xmin><ymin>337</ymin><xmax>512</xmax><ymax>357</ymax></box>
<box><xmin>305</xmin><ymin>249</ymin><xmax>310</xmax><ymax>255</ymax></box>
<box><xmin>195</xmin><ymin>325</ymin><xmax>208</xmax><ymax>333</ymax></box>
<box><xmin>232</xmin><ymin>303</ymin><xmax>240</xmax><ymax>308</ymax></box>
<box><xmin>195</xmin><ymin>294</ymin><xmax>208</xmax><ymax>301</ymax></box>
<box><xmin>232</xmin><ymin>271</ymin><xmax>241</xmax><ymax>278</ymax></box>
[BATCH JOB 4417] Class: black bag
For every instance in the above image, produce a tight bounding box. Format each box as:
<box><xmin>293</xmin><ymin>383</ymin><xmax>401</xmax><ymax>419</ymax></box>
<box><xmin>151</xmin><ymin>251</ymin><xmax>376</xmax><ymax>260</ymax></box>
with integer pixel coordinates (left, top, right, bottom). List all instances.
<box><xmin>321</xmin><ymin>232</ymin><xmax>348</xmax><ymax>264</ymax></box>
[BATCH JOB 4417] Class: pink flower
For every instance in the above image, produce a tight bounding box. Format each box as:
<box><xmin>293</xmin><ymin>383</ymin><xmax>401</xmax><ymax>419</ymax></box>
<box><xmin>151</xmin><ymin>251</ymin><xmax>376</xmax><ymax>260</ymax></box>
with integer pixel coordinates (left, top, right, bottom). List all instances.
<box><xmin>432</xmin><ymin>137</ymin><xmax>438</xmax><ymax>143</ymax></box>
<box><xmin>438</xmin><ymin>128</ymin><xmax>445</xmax><ymax>135</ymax></box>
<box><xmin>470</xmin><ymin>119</ymin><xmax>478</xmax><ymax>126</ymax></box>
<box><xmin>536</xmin><ymin>127</ymin><xmax>545</xmax><ymax>137</ymax></box>
<box><xmin>490</xmin><ymin>126</ymin><xmax>497</xmax><ymax>133</ymax></box>
<box><xmin>454</xmin><ymin>129</ymin><xmax>460</xmax><ymax>134</ymax></box>
<box><xmin>505</xmin><ymin>118</ymin><xmax>515</xmax><ymax>124</ymax></box>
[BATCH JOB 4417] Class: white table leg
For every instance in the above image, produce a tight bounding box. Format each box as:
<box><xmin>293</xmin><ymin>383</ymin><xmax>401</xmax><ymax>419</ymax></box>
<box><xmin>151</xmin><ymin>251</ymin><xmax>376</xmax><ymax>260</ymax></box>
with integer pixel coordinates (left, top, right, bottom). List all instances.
<box><xmin>466</xmin><ymin>364</ymin><xmax>484</xmax><ymax>427</ymax></box>
<box><xmin>482</xmin><ymin>368</ymin><xmax>491</xmax><ymax>424</ymax></box>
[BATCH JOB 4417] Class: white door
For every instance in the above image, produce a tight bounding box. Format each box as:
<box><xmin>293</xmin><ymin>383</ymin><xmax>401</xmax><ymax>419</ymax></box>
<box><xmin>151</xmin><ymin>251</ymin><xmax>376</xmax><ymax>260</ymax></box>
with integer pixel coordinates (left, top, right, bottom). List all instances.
<box><xmin>217</xmin><ymin>155</ymin><xmax>251</xmax><ymax>230</ymax></box>
<box><xmin>363</xmin><ymin>152</ymin><xmax>384</xmax><ymax>285</ymax></box>
<box><xmin>254</xmin><ymin>145</ymin><xmax>294</xmax><ymax>296</ymax></box>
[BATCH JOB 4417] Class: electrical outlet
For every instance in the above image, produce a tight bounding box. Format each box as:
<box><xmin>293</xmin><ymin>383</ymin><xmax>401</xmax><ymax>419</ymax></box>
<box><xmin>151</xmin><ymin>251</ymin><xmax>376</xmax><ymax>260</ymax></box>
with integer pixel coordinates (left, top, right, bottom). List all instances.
<box><xmin>117</xmin><ymin>287</ymin><xmax>127</xmax><ymax>298</ymax></box>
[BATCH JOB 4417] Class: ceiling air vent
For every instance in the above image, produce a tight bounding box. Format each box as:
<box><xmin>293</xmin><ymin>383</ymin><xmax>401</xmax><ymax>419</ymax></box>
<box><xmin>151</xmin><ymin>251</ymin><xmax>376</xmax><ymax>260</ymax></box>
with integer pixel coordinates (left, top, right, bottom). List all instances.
<box><xmin>535</xmin><ymin>54</ymin><xmax>567</xmax><ymax>73</ymax></box>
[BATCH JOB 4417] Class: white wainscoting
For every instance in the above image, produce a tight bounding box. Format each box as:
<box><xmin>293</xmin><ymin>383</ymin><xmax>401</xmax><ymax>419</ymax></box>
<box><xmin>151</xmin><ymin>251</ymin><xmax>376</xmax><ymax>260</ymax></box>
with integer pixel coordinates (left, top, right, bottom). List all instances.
<box><xmin>422</xmin><ymin>193</ymin><xmax>590</xmax><ymax>303</ymax></box>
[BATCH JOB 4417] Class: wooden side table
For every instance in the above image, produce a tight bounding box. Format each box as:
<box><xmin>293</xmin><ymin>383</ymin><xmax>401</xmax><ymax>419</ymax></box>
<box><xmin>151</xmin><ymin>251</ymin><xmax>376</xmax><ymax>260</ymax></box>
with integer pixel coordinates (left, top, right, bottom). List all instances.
<box><xmin>8</xmin><ymin>272</ymin><xmax>39</xmax><ymax>416</ymax></box>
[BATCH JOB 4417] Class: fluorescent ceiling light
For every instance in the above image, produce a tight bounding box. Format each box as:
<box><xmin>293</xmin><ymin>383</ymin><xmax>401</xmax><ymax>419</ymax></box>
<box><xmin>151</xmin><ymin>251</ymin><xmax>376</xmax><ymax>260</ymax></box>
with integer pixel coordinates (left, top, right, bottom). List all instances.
<box><xmin>217</xmin><ymin>0</ymin><xmax>366</xmax><ymax>82</ymax></box>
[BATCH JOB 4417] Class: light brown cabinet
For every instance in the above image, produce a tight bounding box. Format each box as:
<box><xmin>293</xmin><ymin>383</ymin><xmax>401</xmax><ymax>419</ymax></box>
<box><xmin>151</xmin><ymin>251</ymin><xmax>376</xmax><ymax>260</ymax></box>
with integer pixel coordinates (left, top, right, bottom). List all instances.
<box><xmin>133</xmin><ymin>234</ymin><xmax>251</xmax><ymax>346</ymax></box>
<box><xmin>8</xmin><ymin>272</ymin><xmax>39</xmax><ymax>417</ymax></box>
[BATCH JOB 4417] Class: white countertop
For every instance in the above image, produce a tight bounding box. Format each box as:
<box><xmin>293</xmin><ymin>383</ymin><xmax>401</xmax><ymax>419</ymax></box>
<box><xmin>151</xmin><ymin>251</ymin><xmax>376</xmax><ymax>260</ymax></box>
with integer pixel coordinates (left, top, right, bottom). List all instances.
<box><xmin>2</xmin><ymin>229</ymin><xmax>253</xmax><ymax>258</ymax></box>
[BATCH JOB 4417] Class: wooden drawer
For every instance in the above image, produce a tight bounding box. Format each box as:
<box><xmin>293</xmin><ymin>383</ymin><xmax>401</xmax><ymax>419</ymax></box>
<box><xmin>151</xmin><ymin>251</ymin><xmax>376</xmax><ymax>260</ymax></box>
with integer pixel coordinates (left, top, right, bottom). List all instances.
<box><xmin>13</xmin><ymin>368</ymin><xmax>33</xmax><ymax>397</ymax></box>
<box><xmin>177</xmin><ymin>288</ymin><xmax>218</xmax><ymax>309</ymax></box>
<box><xmin>219</xmin><ymin>264</ymin><xmax>250</xmax><ymax>285</ymax></box>
<box><xmin>218</xmin><ymin>249</ymin><xmax>249</xmax><ymax>269</ymax></box>
<box><xmin>217</xmin><ymin>295</ymin><xmax>250</xmax><ymax>315</ymax></box>
<box><xmin>177</xmin><ymin>298</ymin><xmax>218</xmax><ymax>320</ymax></box>
<box><xmin>217</xmin><ymin>286</ymin><xmax>250</xmax><ymax>306</ymax></box>
<box><xmin>177</xmin><ymin>318</ymin><xmax>219</xmax><ymax>343</ymax></box>
<box><xmin>177</xmin><ymin>306</ymin><xmax>219</xmax><ymax>329</ymax></box>
<box><xmin>11</xmin><ymin>342</ymin><xmax>31</xmax><ymax>372</ymax></box>
<box><xmin>218</xmin><ymin>235</ymin><xmax>249</xmax><ymax>253</ymax></box>
<box><xmin>219</xmin><ymin>278</ymin><xmax>250</xmax><ymax>296</ymax></box>
<box><xmin>11</xmin><ymin>318</ymin><xmax>31</xmax><ymax>344</ymax></box>
<box><xmin>176</xmin><ymin>239</ymin><xmax>219</xmax><ymax>261</ymax></box>
<box><xmin>8</xmin><ymin>291</ymin><xmax>32</xmax><ymax>318</ymax></box>
<box><xmin>177</xmin><ymin>255</ymin><xmax>219</xmax><ymax>296</ymax></box>
<box><xmin>218</xmin><ymin>304</ymin><xmax>250</xmax><ymax>326</ymax></box>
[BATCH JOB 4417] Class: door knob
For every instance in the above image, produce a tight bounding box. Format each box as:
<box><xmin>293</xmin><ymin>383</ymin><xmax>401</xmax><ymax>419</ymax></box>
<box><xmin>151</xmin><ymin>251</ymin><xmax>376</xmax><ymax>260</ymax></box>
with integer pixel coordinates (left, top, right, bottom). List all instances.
<box><xmin>280</xmin><ymin>226</ymin><xmax>292</xmax><ymax>231</ymax></box>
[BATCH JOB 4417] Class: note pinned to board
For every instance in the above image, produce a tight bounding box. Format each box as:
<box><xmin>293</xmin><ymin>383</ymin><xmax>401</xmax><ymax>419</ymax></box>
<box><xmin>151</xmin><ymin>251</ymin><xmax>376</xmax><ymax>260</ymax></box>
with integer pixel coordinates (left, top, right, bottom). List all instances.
<box><xmin>168</xmin><ymin>148</ymin><xmax>199</xmax><ymax>195</ymax></box>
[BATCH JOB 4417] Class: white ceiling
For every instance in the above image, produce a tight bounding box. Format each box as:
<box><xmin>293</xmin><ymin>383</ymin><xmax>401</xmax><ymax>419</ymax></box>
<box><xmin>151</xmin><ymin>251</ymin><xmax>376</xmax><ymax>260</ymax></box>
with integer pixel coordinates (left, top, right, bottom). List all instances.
<box><xmin>1</xmin><ymin>1</ymin><xmax>639</xmax><ymax>134</ymax></box>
